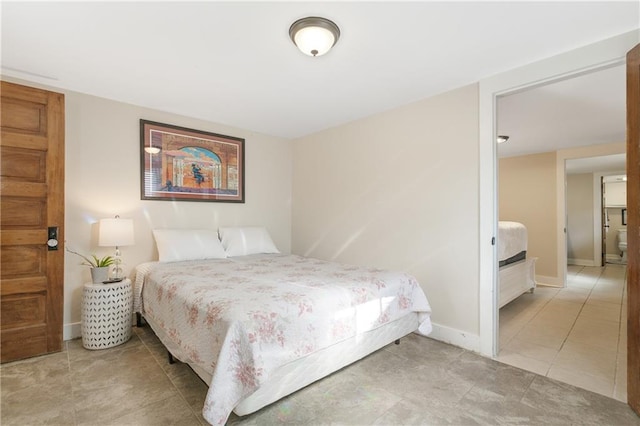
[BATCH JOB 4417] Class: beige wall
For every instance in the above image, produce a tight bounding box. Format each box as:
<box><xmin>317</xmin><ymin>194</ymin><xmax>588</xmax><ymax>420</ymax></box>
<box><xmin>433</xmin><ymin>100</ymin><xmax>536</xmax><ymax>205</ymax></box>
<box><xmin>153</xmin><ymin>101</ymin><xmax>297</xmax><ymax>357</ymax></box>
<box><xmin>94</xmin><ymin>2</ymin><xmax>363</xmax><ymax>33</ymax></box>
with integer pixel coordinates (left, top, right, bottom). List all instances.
<box><xmin>499</xmin><ymin>142</ymin><xmax>626</xmax><ymax>282</ymax></box>
<box><xmin>292</xmin><ymin>84</ymin><xmax>480</xmax><ymax>337</ymax></box>
<box><xmin>499</xmin><ymin>152</ymin><xmax>557</xmax><ymax>281</ymax></box>
<box><xmin>567</xmin><ymin>173</ymin><xmax>595</xmax><ymax>263</ymax></box>
<box><xmin>3</xmin><ymin>77</ymin><xmax>293</xmax><ymax>339</ymax></box>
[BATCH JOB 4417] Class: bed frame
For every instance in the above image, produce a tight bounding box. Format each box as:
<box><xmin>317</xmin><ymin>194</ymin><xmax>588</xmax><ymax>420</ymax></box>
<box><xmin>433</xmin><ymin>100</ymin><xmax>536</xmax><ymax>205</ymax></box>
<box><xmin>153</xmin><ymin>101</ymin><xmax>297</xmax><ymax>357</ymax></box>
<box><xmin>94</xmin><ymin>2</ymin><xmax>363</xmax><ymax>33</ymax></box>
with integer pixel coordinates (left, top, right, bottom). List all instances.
<box><xmin>140</xmin><ymin>311</ymin><xmax>419</xmax><ymax>417</ymax></box>
<box><xmin>499</xmin><ymin>257</ymin><xmax>537</xmax><ymax>308</ymax></box>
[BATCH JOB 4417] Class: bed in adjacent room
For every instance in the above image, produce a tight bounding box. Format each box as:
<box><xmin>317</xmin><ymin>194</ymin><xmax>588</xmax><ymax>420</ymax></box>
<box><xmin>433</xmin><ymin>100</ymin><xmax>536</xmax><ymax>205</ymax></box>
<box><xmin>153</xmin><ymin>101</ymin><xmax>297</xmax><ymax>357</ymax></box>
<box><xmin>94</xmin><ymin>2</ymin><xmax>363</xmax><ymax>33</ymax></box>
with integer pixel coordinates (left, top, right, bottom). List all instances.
<box><xmin>133</xmin><ymin>227</ymin><xmax>432</xmax><ymax>425</ymax></box>
<box><xmin>498</xmin><ymin>221</ymin><xmax>537</xmax><ymax>307</ymax></box>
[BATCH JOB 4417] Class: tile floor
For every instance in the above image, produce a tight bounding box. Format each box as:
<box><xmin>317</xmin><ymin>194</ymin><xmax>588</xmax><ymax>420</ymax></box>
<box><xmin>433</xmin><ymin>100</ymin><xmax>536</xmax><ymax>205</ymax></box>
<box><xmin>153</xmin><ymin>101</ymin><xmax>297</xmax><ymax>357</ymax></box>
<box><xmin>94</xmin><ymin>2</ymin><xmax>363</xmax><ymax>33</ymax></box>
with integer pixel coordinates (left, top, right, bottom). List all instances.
<box><xmin>497</xmin><ymin>263</ymin><xmax>628</xmax><ymax>402</ymax></box>
<box><xmin>2</xmin><ymin>322</ymin><xmax>639</xmax><ymax>425</ymax></box>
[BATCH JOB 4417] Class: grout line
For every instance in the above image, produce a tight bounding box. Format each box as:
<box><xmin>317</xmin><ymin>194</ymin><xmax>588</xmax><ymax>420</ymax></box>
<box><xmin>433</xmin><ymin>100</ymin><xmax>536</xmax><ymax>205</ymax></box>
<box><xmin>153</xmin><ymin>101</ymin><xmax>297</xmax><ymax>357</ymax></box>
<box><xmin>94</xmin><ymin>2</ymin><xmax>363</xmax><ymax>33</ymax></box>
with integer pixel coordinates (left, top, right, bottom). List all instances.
<box><xmin>611</xmin><ymin>265</ymin><xmax>628</xmax><ymax>402</ymax></box>
<box><xmin>517</xmin><ymin>368</ymin><xmax>540</xmax><ymax>405</ymax></box>
<box><xmin>65</xmin><ymin>341</ymin><xmax>79</xmax><ymax>426</ymax></box>
<box><xmin>560</xmin><ymin>265</ymin><xmax>624</xmax><ymax>397</ymax></box>
<box><xmin>549</xmin><ymin>266</ymin><xmax>599</xmax><ymax>360</ymax></box>
<box><xmin>134</xmin><ymin>326</ymin><xmax>206</xmax><ymax>424</ymax></box>
<box><xmin>500</xmin><ymin>264</ymin><xmax>626</xmax><ymax>397</ymax></box>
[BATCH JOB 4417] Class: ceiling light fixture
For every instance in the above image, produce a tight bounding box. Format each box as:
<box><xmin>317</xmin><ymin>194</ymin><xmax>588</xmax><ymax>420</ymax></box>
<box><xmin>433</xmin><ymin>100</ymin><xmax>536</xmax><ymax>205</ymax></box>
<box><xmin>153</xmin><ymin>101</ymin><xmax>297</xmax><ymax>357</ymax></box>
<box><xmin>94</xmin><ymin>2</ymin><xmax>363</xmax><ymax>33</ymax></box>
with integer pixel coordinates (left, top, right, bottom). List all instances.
<box><xmin>144</xmin><ymin>146</ymin><xmax>161</xmax><ymax>154</ymax></box>
<box><xmin>497</xmin><ymin>135</ymin><xmax>510</xmax><ymax>144</ymax></box>
<box><xmin>289</xmin><ymin>16</ymin><xmax>340</xmax><ymax>57</ymax></box>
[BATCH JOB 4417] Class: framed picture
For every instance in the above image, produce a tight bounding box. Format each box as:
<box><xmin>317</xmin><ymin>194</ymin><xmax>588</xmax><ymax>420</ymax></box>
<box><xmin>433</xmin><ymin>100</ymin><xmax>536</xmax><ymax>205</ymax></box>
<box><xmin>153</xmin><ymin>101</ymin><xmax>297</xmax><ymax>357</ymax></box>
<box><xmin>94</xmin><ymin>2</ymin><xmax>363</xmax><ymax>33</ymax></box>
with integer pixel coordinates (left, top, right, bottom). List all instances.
<box><xmin>140</xmin><ymin>120</ymin><xmax>245</xmax><ymax>203</ymax></box>
<box><xmin>622</xmin><ymin>208</ymin><xmax>627</xmax><ymax>226</ymax></box>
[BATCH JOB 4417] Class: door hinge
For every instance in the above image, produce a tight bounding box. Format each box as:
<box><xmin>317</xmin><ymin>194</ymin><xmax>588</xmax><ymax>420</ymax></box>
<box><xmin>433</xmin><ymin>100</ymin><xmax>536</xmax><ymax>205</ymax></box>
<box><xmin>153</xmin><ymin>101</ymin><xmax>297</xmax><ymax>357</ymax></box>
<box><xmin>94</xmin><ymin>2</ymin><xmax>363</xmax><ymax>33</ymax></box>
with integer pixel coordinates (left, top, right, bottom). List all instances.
<box><xmin>491</xmin><ymin>237</ymin><xmax>496</xmax><ymax>245</ymax></box>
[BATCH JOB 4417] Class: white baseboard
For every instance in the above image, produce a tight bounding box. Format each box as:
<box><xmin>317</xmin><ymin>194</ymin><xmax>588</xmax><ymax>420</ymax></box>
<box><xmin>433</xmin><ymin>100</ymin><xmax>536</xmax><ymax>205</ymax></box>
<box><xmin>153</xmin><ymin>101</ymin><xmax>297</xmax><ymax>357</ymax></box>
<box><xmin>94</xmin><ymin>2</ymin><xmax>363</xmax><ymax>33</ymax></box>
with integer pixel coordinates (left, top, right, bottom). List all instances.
<box><xmin>606</xmin><ymin>254</ymin><xmax>626</xmax><ymax>264</ymax></box>
<box><xmin>64</xmin><ymin>314</ymin><xmax>138</xmax><ymax>342</ymax></box>
<box><xmin>535</xmin><ymin>274</ymin><xmax>563</xmax><ymax>286</ymax></box>
<box><xmin>568</xmin><ymin>258</ymin><xmax>597</xmax><ymax>267</ymax></box>
<box><xmin>63</xmin><ymin>322</ymin><xmax>81</xmax><ymax>341</ymax></box>
<box><xmin>426</xmin><ymin>322</ymin><xmax>480</xmax><ymax>352</ymax></box>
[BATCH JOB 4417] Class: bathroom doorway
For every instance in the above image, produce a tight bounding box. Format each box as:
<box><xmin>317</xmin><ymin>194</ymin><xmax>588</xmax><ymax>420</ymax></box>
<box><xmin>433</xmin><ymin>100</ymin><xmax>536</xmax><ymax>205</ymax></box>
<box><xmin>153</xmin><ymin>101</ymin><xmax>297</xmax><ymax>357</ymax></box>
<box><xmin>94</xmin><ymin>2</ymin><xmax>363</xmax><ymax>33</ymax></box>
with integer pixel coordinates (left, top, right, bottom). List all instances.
<box><xmin>602</xmin><ymin>174</ymin><xmax>628</xmax><ymax>265</ymax></box>
<box><xmin>565</xmin><ymin>156</ymin><xmax>626</xmax><ymax>269</ymax></box>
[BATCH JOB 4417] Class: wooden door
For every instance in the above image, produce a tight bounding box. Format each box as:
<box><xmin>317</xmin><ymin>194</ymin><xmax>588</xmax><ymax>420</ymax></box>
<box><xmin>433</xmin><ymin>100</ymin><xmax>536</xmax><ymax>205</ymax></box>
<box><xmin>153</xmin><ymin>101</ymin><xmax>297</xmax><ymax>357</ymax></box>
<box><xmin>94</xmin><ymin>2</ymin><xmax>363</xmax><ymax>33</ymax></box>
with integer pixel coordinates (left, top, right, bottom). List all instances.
<box><xmin>627</xmin><ymin>43</ymin><xmax>640</xmax><ymax>416</ymax></box>
<box><xmin>0</xmin><ymin>81</ymin><xmax>65</xmax><ymax>363</ymax></box>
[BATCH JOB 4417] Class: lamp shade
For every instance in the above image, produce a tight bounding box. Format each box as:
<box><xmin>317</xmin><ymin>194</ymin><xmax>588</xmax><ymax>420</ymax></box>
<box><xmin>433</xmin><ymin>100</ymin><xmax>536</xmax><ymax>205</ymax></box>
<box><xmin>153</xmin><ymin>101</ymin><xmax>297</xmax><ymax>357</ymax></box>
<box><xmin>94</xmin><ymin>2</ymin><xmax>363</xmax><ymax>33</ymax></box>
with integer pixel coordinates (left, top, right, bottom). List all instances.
<box><xmin>99</xmin><ymin>217</ymin><xmax>134</xmax><ymax>247</ymax></box>
<box><xmin>289</xmin><ymin>17</ymin><xmax>340</xmax><ymax>57</ymax></box>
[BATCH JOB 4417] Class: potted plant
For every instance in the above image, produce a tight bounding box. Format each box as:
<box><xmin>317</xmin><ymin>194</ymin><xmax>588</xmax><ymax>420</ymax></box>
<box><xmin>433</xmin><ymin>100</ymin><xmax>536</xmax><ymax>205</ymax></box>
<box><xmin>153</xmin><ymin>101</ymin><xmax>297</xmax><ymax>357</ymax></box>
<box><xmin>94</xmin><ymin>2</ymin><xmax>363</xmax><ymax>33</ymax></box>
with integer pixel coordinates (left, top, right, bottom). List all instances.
<box><xmin>67</xmin><ymin>247</ymin><xmax>114</xmax><ymax>284</ymax></box>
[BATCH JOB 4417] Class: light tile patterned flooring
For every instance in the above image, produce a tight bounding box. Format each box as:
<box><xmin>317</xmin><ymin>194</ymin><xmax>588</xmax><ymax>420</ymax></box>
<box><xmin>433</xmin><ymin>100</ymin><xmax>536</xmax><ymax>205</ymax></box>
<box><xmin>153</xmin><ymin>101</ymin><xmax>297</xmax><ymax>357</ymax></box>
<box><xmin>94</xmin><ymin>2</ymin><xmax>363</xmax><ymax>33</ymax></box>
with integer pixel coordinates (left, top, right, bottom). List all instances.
<box><xmin>497</xmin><ymin>263</ymin><xmax>628</xmax><ymax>402</ymax></box>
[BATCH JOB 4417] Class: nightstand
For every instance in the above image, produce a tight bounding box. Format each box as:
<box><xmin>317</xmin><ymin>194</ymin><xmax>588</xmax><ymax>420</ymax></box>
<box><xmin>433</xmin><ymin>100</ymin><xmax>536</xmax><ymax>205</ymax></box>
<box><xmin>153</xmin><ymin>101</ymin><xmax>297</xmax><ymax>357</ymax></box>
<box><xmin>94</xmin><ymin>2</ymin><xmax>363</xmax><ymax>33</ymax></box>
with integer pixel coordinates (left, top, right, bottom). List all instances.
<box><xmin>81</xmin><ymin>278</ymin><xmax>133</xmax><ymax>350</ymax></box>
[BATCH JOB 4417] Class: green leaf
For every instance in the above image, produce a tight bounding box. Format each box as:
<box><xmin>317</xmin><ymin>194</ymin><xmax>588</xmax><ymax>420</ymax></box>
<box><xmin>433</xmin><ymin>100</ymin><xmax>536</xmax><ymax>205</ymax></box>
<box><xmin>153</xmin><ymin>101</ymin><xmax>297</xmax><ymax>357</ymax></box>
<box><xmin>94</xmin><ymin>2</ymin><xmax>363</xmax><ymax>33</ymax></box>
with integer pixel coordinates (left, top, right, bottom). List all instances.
<box><xmin>66</xmin><ymin>247</ymin><xmax>115</xmax><ymax>268</ymax></box>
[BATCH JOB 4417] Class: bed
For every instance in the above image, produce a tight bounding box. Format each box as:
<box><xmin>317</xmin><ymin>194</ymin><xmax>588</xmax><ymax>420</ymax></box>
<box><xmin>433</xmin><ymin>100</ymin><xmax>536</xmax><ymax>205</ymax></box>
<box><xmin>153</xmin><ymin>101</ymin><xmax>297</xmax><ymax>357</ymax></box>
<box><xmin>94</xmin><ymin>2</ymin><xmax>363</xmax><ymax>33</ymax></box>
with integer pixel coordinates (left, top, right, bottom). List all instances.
<box><xmin>133</xmin><ymin>230</ymin><xmax>432</xmax><ymax>425</ymax></box>
<box><xmin>498</xmin><ymin>221</ymin><xmax>537</xmax><ymax>307</ymax></box>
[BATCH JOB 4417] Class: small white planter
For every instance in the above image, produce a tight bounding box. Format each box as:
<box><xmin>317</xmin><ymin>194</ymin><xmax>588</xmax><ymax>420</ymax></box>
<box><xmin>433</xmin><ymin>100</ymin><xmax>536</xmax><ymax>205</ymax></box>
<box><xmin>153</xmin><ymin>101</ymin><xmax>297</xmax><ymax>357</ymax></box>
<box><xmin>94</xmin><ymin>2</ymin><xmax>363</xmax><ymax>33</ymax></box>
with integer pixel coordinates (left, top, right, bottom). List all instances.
<box><xmin>90</xmin><ymin>267</ymin><xmax>109</xmax><ymax>284</ymax></box>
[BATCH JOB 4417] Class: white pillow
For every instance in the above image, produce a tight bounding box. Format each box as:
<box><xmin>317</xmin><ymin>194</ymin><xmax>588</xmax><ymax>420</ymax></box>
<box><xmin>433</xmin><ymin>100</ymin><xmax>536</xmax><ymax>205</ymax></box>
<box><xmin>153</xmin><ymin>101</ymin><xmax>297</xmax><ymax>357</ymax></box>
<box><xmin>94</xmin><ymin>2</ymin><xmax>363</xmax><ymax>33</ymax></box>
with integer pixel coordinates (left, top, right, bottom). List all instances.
<box><xmin>152</xmin><ymin>229</ymin><xmax>228</xmax><ymax>262</ymax></box>
<box><xmin>218</xmin><ymin>227</ymin><xmax>280</xmax><ymax>257</ymax></box>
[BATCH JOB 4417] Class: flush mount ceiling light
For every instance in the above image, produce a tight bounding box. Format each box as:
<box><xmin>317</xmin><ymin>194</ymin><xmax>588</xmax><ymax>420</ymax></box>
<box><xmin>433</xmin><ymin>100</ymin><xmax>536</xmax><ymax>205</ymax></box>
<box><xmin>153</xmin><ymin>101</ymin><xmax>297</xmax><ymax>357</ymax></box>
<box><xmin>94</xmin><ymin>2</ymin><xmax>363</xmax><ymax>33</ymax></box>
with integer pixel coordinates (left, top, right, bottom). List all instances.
<box><xmin>497</xmin><ymin>135</ymin><xmax>510</xmax><ymax>144</ymax></box>
<box><xmin>144</xmin><ymin>146</ymin><xmax>161</xmax><ymax>154</ymax></box>
<box><xmin>289</xmin><ymin>16</ymin><xmax>340</xmax><ymax>57</ymax></box>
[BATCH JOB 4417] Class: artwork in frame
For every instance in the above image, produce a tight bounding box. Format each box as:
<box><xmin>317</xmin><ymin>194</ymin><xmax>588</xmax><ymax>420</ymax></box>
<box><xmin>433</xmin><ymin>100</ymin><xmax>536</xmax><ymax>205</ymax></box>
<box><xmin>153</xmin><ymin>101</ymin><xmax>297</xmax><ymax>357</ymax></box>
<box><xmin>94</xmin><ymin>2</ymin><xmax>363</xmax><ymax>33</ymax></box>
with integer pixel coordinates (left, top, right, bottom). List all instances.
<box><xmin>140</xmin><ymin>120</ymin><xmax>245</xmax><ymax>203</ymax></box>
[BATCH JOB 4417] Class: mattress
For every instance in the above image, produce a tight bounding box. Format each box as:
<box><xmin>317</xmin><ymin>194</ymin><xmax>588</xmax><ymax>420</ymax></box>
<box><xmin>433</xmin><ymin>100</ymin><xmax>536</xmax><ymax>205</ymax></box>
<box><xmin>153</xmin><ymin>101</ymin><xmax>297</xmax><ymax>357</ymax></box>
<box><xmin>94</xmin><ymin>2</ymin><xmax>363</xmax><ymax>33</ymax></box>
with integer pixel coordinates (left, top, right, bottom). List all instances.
<box><xmin>134</xmin><ymin>254</ymin><xmax>432</xmax><ymax>425</ymax></box>
<box><xmin>498</xmin><ymin>221</ymin><xmax>528</xmax><ymax>262</ymax></box>
<box><xmin>499</xmin><ymin>250</ymin><xmax>526</xmax><ymax>267</ymax></box>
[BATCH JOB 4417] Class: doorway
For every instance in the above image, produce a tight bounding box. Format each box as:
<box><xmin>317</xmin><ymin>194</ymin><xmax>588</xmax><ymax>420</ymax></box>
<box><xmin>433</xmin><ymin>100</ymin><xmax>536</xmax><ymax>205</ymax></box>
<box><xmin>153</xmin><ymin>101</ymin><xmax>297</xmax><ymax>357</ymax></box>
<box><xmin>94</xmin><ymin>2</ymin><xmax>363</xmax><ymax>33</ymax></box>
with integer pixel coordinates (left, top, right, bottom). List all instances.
<box><xmin>602</xmin><ymin>174</ymin><xmax>629</xmax><ymax>266</ymax></box>
<box><xmin>565</xmin><ymin>156</ymin><xmax>626</xmax><ymax>268</ymax></box>
<box><xmin>479</xmin><ymin>32</ymin><xmax>636</xmax><ymax>357</ymax></box>
<box><xmin>479</xmin><ymin>35</ymin><xmax>634</xmax><ymax>401</ymax></box>
<box><xmin>493</xmin><ymin>64</ymin><xmax>627</xmax><ymax>400</ymax></box>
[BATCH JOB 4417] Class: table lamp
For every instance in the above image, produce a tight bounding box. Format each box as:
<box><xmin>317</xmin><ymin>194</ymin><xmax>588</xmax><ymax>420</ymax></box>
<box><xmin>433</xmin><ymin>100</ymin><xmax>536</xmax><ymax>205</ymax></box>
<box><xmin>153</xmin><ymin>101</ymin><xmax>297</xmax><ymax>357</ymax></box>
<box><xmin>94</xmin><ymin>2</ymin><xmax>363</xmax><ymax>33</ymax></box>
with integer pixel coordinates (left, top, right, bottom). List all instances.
<box><xmin>99</xmin><ymin>215</ymin><xmax>134</xmax><ymax>279</ymax></box>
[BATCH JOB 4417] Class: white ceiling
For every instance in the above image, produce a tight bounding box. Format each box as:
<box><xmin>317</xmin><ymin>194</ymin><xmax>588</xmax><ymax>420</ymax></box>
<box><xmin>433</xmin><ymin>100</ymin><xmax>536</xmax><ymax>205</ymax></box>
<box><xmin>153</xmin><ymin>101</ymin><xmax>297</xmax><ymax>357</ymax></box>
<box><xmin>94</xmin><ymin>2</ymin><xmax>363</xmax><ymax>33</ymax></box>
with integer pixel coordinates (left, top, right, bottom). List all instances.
<box><xmin>2</xmin><ymin>1</ymin><xmax>638</xmax><ymax>145</ymax></box>
<box><xmin>565</xmin><ymin>153</ymin><xmax>627</xmax><ymax>175</ymax></box>
<box><xmin>497</xmin><ymin>64</ymin><xmax>627</xmax><ymax>159</ymax></box>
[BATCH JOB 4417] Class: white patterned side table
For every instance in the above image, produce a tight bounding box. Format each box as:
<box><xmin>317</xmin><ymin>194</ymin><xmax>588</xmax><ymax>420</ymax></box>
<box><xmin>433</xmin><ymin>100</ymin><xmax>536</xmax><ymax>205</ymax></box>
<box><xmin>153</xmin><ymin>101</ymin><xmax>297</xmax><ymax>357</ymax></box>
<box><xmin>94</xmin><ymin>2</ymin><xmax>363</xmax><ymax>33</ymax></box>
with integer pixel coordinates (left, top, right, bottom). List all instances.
<box><xmin>81</xmin><ymin>279</ymin><xmax>133</xmax><ymax>350</ymax></box>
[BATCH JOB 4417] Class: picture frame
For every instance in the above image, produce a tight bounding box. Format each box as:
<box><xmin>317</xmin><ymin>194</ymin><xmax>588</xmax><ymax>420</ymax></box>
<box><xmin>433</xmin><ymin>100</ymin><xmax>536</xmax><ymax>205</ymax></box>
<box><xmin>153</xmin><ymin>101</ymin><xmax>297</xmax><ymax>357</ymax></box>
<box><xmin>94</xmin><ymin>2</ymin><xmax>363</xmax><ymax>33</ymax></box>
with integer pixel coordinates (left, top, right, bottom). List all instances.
<box><xmin>140</xmin><ymin>120</ymin><xmax>245</xmax><ymax>203</ymax></box>
<box><xmin>622</xmin><ymin>208</ymin><xmax>627</xmax><ymax>226</ymax></box>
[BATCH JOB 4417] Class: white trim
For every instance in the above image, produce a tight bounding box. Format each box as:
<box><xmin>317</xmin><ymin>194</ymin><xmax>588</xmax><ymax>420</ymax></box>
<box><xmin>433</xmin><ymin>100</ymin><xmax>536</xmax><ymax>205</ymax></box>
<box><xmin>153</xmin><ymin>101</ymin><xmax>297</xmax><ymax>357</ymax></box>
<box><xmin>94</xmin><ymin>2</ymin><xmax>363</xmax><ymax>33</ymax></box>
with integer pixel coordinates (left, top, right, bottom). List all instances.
<box><xmin>478</xmin><ymin>66</ymin><xmax>499</xmax><ymax>360</ymax></box>
<box><xmin>568</xmin><ymin>258</ymin><xmax>597</xmax><ymax>267</ymax></box>
<box><xmin>606</xmin><ymin>254</ymin><xmax>626</xmax><ymax>264</ymax></box>
<box><xmin>535</xmin><ymin>274</ymin><xmax>564</xmax><ymax>287</ymax></box>
<box><xmin>63</xmin><ymin>322</ymin><xmax>81</xmax><ymax>341</ymax></box>
<box><xmin>478</xmin><ymin>29</ymin><xmax>640</xmax><ymax>358</ymax></box>
<box><xmin>593</xmin><ymin>173</ymin><xmax>603</xmax><ymax>267</ymax></box>
<box><xmin>64</xmin><ymin>315</ymin><xmax>138</xmax><ymax>342</ymax></box>
<box><xmin>595</xmin><ymin>169</ymin><xmax>627</xmax><ymax>266</ymax></box>
<box><xmin>428</xmin><ymin>322</ymin><xmax>480</xmax><ymax>352</ymax></box>
<box><xmin>557</xmin><ymin>158</ymin><xmax>568</xmax><ymax>288</ymax></box>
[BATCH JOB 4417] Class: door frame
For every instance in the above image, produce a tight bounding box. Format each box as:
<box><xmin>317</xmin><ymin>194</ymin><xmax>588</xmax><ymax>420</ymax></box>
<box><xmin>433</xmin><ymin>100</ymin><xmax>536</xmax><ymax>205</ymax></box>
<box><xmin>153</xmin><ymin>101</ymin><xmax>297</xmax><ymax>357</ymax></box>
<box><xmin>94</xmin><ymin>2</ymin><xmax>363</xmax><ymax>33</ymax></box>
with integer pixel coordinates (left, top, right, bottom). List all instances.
<box><xmin>563</xmin><ymin>165</ymin><xmax>625</xmax><ymax>268</ymax></box>
<box><xmin>478</xmin><ymin>30</ymin><xmax>639</xmax><ymax>357</ymax></box>
<box><xmin>600</xmin><ymin>175</ymin><xmax>607</xmax><ymax>267</ymax></box>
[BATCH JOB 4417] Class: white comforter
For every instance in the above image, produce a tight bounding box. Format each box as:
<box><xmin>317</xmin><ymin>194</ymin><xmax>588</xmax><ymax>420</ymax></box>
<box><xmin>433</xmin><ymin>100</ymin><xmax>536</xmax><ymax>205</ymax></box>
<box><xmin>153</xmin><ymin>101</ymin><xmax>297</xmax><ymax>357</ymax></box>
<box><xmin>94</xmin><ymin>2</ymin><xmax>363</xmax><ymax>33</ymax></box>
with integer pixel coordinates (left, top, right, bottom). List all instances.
<box><xmin>498</xmin><ymin>221</ymin><xmax>528</xmax><ymax>262</ymax></box>
<box><xmin>135</xmin><ymin>254</ymin><xmax>432</xmax><ymax>425</ymax></box>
